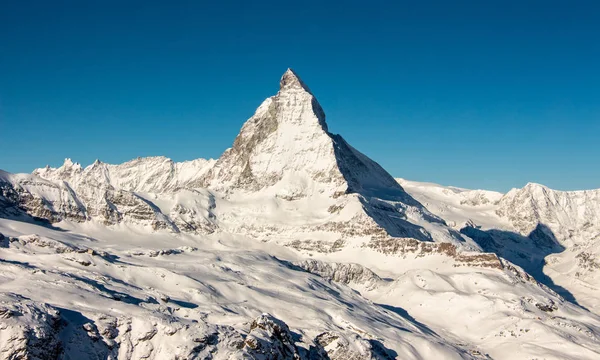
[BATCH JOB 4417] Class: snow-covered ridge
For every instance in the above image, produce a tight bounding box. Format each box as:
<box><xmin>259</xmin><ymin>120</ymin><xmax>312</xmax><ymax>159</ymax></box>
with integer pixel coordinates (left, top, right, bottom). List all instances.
<box><xmin>497</xmin><ymin>182</ymin><xmax>600</xmax><ymax>240</ymax></box>
<box><xmin>1</xmin><ymin>69</ymin><xmax>467</xmax><ymax>252</ymax></box>
<box><xmin>396</xmin><ymin>177</ymin><xmax>600</xmax><ymax>241</ymax></box>
<box><xmin>397</xmin><ymin>177</ymin><xmax>600</xmax><ymax>312</ymax></box>
<box><xmin>33</xmin><ymin>156</ymin><xmax>215</xmax><ymax>193</ymax></box>
<box><xmin>2</xmin><ymin>69</ymin><xmax>600</xmax><ymax>359</ymax></box>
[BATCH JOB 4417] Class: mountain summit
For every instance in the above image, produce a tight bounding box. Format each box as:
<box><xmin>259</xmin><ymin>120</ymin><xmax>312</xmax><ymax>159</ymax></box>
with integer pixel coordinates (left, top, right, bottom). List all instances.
<box><xmin>201</xmin><ymin>69</ymin><xmax>403</xmax><ymax>199</ymax></box>
<box><xmin>279</xmin><ymin>68</ymin><xmax>313</xmax><ymax>94</ymax></box>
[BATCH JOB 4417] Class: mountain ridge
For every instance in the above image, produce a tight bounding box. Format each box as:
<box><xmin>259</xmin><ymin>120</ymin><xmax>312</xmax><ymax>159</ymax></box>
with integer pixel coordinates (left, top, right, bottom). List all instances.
<box><xmin>398</xmin><ymin>177</ymin><xmax>600</xmax><ymax>311</ymax></box>
<box><xmin>1</xmin><ymin>69</ymin><xmax>600</xmax><ymax>359</ymax></box>
<box><xmin>2</xmin><ymin>69</ymin><xmax>467</xmax><ymax>251</ymax></box>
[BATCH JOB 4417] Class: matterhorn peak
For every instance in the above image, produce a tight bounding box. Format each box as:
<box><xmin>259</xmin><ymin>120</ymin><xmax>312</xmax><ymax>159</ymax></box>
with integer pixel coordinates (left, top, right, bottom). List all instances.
<box><xmin>279</xmin><ymin>68</ymin><xmax>312</xmax><ymax>94</ymax></box>
<box><xmin>200</xmin><ymin>69</ymin><xmax>405</xmax><ymax>197</ymax></box>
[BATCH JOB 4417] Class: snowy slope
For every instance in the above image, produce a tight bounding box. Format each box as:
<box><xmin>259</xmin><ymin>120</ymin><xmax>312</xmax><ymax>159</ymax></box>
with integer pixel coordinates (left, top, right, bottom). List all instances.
<box><xmin>1</xmin><ymin>69</ymin><xmax>600</xmax><ymax>359</ymax></box>
<box><xmin>0</xmin><ymin>219</ymin><xmax>477</xmax><ymax>360</ymax></box>
<box><xmin>396</xmin><ymin>178</ymin><xmax>505</xmax><ymax>230</ymax></box>
<box><xmin>398</xmin><ymin>178</ymin><xmax>600</xmax><ymax>313</ymax></box>
<box><xmin>2</xmin><ymin>215</ymin><xmax>600</xmax><ymax>359</ymax></box>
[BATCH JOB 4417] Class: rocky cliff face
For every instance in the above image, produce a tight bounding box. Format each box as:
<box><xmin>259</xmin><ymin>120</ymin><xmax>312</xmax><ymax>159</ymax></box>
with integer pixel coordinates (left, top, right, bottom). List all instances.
<box><xmin>0</xmin><ymin>170</ymin><xmax>87</xmax><ymax>223</ymax></box>
<box><xmin>199</xmin><ymin>69</ymin><xmax>344</xmax><ymax>194</ymax></box>
<box><xmin>294</xmin><ymin>259</ymin><xmax>385</xmax><ymax>290</ymax></box>
<box><xmin>0</xmin><ymin>169</ymin><xmax>177</xmax><ymax>230</ymax></box>
<box><xmin>0</xmin><ymin>294</ymin><xmax>63</xmax><ymax>360</ymax></box>
<box><xmin>200</xmin><ymin>69</ymin><xmax>404</xmax><ymax>198</ymax></box>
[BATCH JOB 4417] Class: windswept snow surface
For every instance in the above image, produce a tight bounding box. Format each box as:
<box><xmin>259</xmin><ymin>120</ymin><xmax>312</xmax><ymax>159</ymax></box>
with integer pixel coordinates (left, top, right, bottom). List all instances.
<box><xmin>0</xmin><ymin>219</ymin><xmax>473</xmax><ymax>360</ymax></box>
<box><xmin>2</xmin><ymin>218</ymin><xmax>600</xmax><ymax>359</ymax></box>
<box><xmin>1</xmin><ymin>69</ymin><xmax>600</xmax><ymax>359</ymax></box>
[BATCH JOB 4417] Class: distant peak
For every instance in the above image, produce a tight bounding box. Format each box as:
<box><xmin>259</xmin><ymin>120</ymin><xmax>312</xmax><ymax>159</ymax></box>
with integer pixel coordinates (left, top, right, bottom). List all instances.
<box><xmin>524</xmin><ymin>182</ymin><xmax>549</xmax><ymax>190</ymax></box>
<box><xmin>279</xmin><ymin>68</ymin><xmax>312</xmax><ymax>94</ymax></box>
<box><xmin>62</xmin><ymin>158</ymin><xmax>82</xmax><ymax>171</ymax></box>
<box><xmin>63</xmin><ymin>158</ymin><xmax>80</xmax><ymax>167</ymax></box>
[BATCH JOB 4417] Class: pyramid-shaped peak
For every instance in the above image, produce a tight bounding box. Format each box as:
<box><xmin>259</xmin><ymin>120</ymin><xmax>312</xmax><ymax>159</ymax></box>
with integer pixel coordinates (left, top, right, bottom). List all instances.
<box><xmin>201</xmin><ymin>69</ymin><xmax>403</xmax><ymax>197</ymax></box>
<box><xmin>279</xmin><ymin>68</ymin><xmax>312</xmax><ymax>94</ymax></box>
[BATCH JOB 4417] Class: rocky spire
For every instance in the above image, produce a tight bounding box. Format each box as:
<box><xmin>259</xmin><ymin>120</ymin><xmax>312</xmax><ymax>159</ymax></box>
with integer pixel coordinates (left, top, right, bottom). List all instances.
<box><xmin>200</xmin><ymin>68</ymin><xmax>402</xmax><ymax>197</ymax></box>
<box><xmin>279</xmin><ymin>68</ymin><xmax>313</xmax><ymax>94</ymax></box>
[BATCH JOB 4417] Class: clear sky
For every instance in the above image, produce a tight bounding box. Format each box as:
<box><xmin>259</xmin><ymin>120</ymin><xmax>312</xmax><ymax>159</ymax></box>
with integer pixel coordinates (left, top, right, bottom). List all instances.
<box><xmin>1</xmin><ymin>1</ymin><xmax>598</xmax><ymax>192</ymax></box>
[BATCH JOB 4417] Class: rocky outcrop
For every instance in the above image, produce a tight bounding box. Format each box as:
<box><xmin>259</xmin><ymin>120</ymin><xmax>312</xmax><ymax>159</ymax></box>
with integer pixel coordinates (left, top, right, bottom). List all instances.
<box><xmin>241</xmin><ymin>313</ymin><xmax>301</xmax><ymax>359</ymax></box>
<box><xmin>0</xmin><ymin>299</ymin><xmax>399</xmax><ymax>360</ymax></box>
<box><xmin>0</xmin><ymin>294</ymin><xmax>63</xmax><ymax>360</ymax></box>
<box><xmin>0</xmin><ymin>171</ymin><xmax>87</xmax><ymax>223</ymax></box>
<box><xmin>295</xmin><ymin>259</ymin><xmax>384</xmax><ymax>290</ymax></box>
<box><xmin>314</xmin><ymin>331</ymin><xmax>397</xmax><ymax>360</ymax></box>
<box><xmin>366</xmin><ymin>237</ymin><xmax>503</xmax><ymax>269</ymax></box>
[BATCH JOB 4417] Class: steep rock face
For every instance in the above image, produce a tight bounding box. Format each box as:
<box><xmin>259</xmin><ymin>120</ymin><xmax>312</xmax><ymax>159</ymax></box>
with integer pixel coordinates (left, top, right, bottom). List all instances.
<box><xmin>194</xmin><ymin>69</ymin><xmax>463</xmax><ymax>247</ymax></box>
<box><xmin>241</xmin><ymin>313</ymin><xmax>301</xmax><ymax>359</ymax></box>
<box><xmin>0</xmin><ymin>169</ymin><xmax>176</xmax><ymax>230</ymax></box>
<box><xmin>0</xmin><ymin>294</ymin><xmax>63</xmax><ymax>360</ymax></box>
<box><xmin>0</xmin><ymin>170</ymin><xmax>87</xmax><ymax>223</ymax></box>
<box><xmin>200</xmin><ymin>69</ymin><xmax>401</xmax><ymax>197</ymax></box>
<box><xmin>295</xmin><ymin>259</ymin><xmax>384</xmax><ymax>290</ymax></box>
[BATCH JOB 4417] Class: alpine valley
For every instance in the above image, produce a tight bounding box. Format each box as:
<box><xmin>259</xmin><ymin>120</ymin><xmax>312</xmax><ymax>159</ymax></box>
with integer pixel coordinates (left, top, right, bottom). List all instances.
<box><xmin>1</xmin><ymin>69</ymin><xmax>599</xmax><ymax>360</ymax></box>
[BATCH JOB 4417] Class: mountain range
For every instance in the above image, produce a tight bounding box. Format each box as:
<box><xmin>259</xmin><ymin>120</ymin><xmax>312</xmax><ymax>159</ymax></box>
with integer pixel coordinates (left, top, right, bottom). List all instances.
<box><xmin>1</xmin><ymin>69</ymin><xmax>599</xmax><ymax>359</ymax></box>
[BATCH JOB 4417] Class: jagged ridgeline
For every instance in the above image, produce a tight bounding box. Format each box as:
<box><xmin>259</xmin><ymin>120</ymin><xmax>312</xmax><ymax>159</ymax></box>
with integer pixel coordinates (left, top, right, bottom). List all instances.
<box><xmin>2</xmin><ymin>69</ymin><xmax>600</xmax><ymax>360</ymax></box>
<box><xmin>0</xmin><ymin>69</ymin><xmax>474</xmax><ymax>257</ymax></box>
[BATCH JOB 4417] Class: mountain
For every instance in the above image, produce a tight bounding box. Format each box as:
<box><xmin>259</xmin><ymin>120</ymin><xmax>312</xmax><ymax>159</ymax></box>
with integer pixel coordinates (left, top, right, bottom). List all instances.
<box><xmin>200</xmin><ymin>69</ymin><xmax>402</xmax><ymax>195</ymax></box>
<box><xmin>398</xmin><ymin>178</ymin><xmax>600</xmax><ymax>311</ymax></box>
<box><xmin>1</xmin><ymin>69</ymin><xmax>472</xmax><ymax>254</ymax></box>
<box><xmin>497</xmin><ymin>183</ymin><xmax>600</xmax><ymax>243</ymax></box>
<box><xmin>1</xmin><ymin>69</ymin><xmax>600</xmax><ymax>359</ymax></box>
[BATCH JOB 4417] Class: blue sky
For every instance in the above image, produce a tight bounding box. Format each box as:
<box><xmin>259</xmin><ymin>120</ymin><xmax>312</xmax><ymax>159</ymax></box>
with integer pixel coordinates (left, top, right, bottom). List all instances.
<box><xmin>1</xmin><ymin>1</ymin><xmax>598</xmax><ymax>192</ymax></box>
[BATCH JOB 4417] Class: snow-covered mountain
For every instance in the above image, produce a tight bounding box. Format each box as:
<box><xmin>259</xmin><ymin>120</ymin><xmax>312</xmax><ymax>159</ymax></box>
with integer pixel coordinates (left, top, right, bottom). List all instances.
<box><xmin>1</xmin><ymin>69</ymin><xmax>474</xmax><ymax>255</ymax></box>
<box><xmin>398</xmin><ymin>178</ymin><xmax>600</xmax><ymax>312</ymax></box>
<box><xmin>1</xmin><ymin>69</ymin><xmax>600</xmax><ymax>359</ymax></box>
